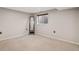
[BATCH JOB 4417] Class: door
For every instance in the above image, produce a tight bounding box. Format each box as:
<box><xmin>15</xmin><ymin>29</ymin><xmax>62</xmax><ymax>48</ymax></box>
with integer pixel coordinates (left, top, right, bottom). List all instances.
<box><xmin>29</xmin><ymin>16</ymin><xmax>35</xmax><ymax>34</ymax></box>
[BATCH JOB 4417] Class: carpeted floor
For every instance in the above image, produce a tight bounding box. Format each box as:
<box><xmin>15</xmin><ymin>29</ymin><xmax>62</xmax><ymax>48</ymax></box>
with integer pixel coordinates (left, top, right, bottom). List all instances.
<box><xmin>0</xmin><ymin>35</ymin><xmax>79</xmax><ymax>51</ymax></box>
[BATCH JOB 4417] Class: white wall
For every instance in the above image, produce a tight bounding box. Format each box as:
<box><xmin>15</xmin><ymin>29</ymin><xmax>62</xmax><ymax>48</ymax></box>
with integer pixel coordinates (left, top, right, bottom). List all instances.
<box><xmin>0</xmin><ymin>7</ymin><xmax>79</xmax><ymax>44</ymax></box>
<box><xmin>75</xmin><ymin>9</ymin><xmax>79</xmax><ymax>43</ymax></box>
<box><xmin>0</xmin><ymin>8</ymin><xmax>30</xmax><ymax>40</ymax></box>
<box><xmin>35</xmin><ymin>8</ymin><xmax>79</xmax><ymax>44</ymax></box>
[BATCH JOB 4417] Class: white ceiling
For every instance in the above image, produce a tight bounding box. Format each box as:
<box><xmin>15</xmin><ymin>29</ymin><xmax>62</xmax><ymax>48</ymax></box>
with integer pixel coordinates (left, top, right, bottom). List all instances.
<box><xmin>5</xmin><ymin>7</ymin><xmax>73</xmax><ymax>13</ymax></box>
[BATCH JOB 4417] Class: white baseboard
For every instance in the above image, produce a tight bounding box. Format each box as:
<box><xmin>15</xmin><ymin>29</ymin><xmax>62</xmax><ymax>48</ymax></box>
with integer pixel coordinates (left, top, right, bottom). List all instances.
<box><xmin>1</xmin><ymin>32</ymin><xmax>79</xmax><ymax>46</ymax></box>
<box><xmin>37</xmin><ymin>32</ymin><xmax>79</xmax><ymax>46</ymax></box>
<box><xmin>0</xmin><ymin>32</ymin><xmax>28</xmax><ymax>41</ymax></box>
<box><xmin>54</xmin><ymin>36</ymin><xmax>79</xmax><ymax>45</ymax></box>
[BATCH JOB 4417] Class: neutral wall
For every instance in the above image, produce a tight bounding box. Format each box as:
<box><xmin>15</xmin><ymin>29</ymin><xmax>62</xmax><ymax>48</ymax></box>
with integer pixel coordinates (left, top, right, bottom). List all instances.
<box><xmin>0</xmin><ymin>7</ymin><xmax>79</xmax><ymax>44</ymax></box>
<box><xmin>0</xmin><ymin>8</ymin><xmax>30</xmax><ymax>40</ymax></box>
<box><xmin>35</xmin><ymin>8</ymin><xmax>79</xmax><ymax>43</ymax></box>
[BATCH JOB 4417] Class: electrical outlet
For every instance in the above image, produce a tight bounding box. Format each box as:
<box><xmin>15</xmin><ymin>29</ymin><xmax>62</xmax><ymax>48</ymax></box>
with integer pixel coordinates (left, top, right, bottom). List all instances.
<box><xmin>26</xmin><ymin>28</ymin><xmax>28</xmax><ymax>30</ymax></box>
<box><xmin>0</xmin><ymin>32</ymin><xmax>2</xmax><ymax>34</ymax></box>
<box><xmin>53</xmin><ymin>30</ymin><xmax>56</xmax><ymax>34</ymax></box>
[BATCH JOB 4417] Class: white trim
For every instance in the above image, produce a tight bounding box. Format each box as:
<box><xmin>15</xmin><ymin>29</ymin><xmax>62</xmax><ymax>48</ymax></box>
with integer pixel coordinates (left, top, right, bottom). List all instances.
<box><xmin>36</xmin><ymin>32</ymin><xmax>79</xmax><ymax>46</ymax></box>
<box><xmin>0</xmin><ymin>31</ymin><xmax>79</xmax><ymax>46</ymax></box>
<box><xmin>54</xmin><ymin>36</ymin><xmax>79</xmax><ymax>45</ymax></box>
<box><xmin>0</xmin><ymin>32</ymin><xmax>28</xmax><ymax>41</ymax></box>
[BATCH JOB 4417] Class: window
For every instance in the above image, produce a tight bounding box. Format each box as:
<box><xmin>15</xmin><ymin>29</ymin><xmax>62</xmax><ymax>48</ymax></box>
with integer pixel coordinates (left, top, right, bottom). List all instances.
<box><xmin>37</xmin><ymin>13</ymin><xmax>48</xmax><ymax>24</ymax></box>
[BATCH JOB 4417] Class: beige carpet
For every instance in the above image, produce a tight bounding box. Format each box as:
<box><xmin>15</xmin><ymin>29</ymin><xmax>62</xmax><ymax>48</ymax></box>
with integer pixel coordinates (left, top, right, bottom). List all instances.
<box><xmin>0</xmin><ymin>35</ymin><xmax>79</xmax><ymax>51</ymax></box>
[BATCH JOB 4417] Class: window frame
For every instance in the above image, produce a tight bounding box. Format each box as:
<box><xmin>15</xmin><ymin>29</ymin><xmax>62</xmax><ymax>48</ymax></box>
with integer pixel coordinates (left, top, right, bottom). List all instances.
<box><xmin>37</xmin><ymin>13</ymin><xmax>48</xmax><ymax>24</ymax></box>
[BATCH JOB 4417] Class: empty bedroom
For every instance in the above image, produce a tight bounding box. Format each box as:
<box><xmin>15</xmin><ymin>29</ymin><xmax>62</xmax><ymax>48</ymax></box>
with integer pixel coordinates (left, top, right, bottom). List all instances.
<box><xmin>0</xmin><ymin>7</ymin><xmax>79</xmax><ymax>51</ymax></box>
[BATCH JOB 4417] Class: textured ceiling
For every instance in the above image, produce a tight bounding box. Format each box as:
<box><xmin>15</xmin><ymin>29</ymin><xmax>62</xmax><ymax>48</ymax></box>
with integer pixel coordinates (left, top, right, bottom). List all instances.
<box><xmin>5</xmin><ymin>7</ymin><xmax>73</xmax><ymax>13</ymax></box>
